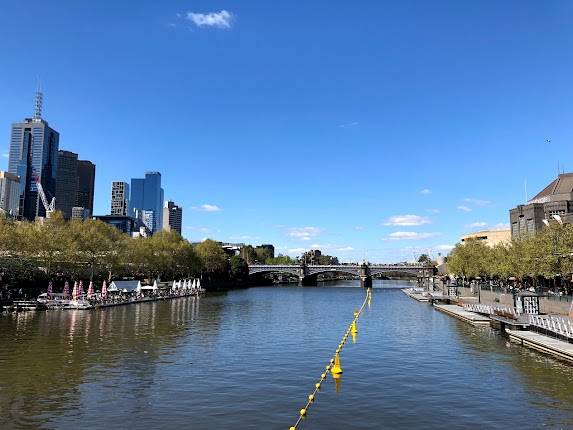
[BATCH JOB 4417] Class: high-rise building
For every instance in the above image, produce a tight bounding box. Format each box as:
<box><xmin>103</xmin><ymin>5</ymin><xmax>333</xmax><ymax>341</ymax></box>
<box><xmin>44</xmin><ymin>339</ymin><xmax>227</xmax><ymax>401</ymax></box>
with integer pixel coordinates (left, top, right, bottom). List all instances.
<box><xmin>130</xmin><ymin>171</ymin><xmax>164</xmax><ymax>233</ymax></box>
<box><xmin>55</xmin><ymin>151</ymin><xmax>96</xmax><ymax>219</ymax></box>
<box><xmin>55</xmin><ymin>150</ymin><xmax>78</xmax><ymax>218</ymax></box>
<box><xmin>163</xmin><ymin>200</ymin><xmax>183</xmax><ymax>234</ymax></box>
<box><xmin>0</xmin><ymin>171</ymin><xmax>20</xmax><ymax>217</ymax></box>
<box><xmin>76</xmin><ymin>160</ymin><xmax>95</xmax><ymax>216</ymax></box>
<box><xmin>8</xmin><ymin>90</ymin><xmax>59</xmax><ymax>220</ymax></box>
<box><xmin>111</xmin><ymin>181</ymin><xmax>130</xmax><ymax>216</ymax></box>
<box><xmin>71</xmin><ymin>206</ymin><xmax>90</xmax><ymax>220</ymax></box>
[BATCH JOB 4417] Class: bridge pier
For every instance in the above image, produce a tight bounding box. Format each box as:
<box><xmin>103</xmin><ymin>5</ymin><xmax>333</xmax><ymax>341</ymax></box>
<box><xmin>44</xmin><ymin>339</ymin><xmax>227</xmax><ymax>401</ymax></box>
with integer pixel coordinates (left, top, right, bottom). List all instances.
<box><xmin>360</xmin><ymin>276</ymin><xmax>372</xmax><ymax>289</ymax></box>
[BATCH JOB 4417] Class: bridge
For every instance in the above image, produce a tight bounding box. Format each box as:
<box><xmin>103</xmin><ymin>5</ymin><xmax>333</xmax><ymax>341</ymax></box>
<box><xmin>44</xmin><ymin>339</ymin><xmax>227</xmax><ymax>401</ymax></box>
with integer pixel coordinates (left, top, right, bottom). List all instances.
<box><xmin>248</xmin><ymin>263</ymin><xmax>435</xmax><ymax>287</ymax></box>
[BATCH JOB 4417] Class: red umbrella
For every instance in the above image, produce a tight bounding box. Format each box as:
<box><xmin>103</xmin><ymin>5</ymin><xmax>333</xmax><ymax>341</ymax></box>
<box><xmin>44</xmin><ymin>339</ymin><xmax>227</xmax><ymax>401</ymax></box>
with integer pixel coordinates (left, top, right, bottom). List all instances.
<box><xmin>79</xmin><ymin>280</ymin><xmax>84</xmax><ymax>297</ymax></box>
<box><xmin>101</xmin><ymin>281</ymin><xmax>108</xmax><ymax>300</ymax></box>
<box><xmin>87</xmin><ymin>281</ymin><xmax>94</xmax><ymax>297</ymax></box>
<box><xmin>72</xmin><ymin>281</ymin><xmax>78</xmax><ymax>300</ymax></box>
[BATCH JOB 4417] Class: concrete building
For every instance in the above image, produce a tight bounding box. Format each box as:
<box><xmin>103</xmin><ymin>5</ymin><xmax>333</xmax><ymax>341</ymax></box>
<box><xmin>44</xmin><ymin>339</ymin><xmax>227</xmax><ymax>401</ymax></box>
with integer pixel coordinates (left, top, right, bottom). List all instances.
<box><xmin>111</xmin><ymin>181</ymin><xmax>130</xmax><ymax>216</ymax></box>
<box><xmin>0</xmin><ymin>171</ymin><xmax>20</xmax><ymax>217</ymax></box>
<box><xmin>76</xmin><ymin>160</ymin><xmax>95</xmax><ymax>216</ymax></box>
<box><xmin>8</xmin><ymin>91</ymin><xmax>59</xmax><ymax>220</ymax></box>
<box><xmin>55</xmin><ymin>150</ymin><xmax>78</xmax><ymax>218</ymax></box>
<box><xmin>256</xmin><ymin>244</ymin><xmax>275</xmax><ymax>260</ymax></box>
<box><xmin>94</xmin><ymin>215</ymin><xmax>137</xmax><ymax>235</ymax></box>
<box><xmin>510</xmin><ymin>173</ymin><xmax>573</xmax><ymax>238</ymax></box>
<box><xmin>163</xmin><ymin>200</ymin><xmax>183</xmax><ymax>234</ymax></box>
<box><xmin>460</xmin><ymin>229</ymin><xmax>511</xmax><ymax>247</ymax></box>
<box><xmin>130</xmin><ymin>172</ymin><xmax>164</xmax><ymax>233</ymax></box>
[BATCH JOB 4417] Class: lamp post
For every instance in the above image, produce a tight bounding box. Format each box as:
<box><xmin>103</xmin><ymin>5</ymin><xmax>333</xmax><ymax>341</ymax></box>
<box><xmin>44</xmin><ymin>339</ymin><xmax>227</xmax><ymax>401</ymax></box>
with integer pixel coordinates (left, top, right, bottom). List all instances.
<box><xmin>475</xmin><ymin>276</ymin><xmax>482</xmax><ymax>303</ymax></box>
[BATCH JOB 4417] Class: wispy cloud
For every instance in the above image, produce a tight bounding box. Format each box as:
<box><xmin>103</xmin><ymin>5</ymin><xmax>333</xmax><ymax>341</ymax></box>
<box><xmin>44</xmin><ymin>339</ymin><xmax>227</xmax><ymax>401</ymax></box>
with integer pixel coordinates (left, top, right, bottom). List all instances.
<box><xmin>185</xmin><ymin>10</ymin><xmax>233</xmax><ymax>29</ymax></box>
<box><xmin>354</xmin><ymin>225</ymin><xmax>364</xmax><ymax>231</ymax></box>
<box><xmin>333</xmin><ymin>246</ymin><xmax>354</xmax><ymax>252</ymax></box>
<box><xmin>287</xmin><ymin>248</ymin><xmax>306</xmax><ymax>255</ymax></box>
<box><xmin>419</xmin><ymin>189</ymin><xmax>432</xmax><ymax>195</ymax></box>
<box><xmin>339</xmin><ymin>121</ymin><xmax>359</xmax><ymax>128</ymax></box>
<box><xmin>229</xmin><ymin>234</ymin><xmax>258</xmax><ymax>241</ymax></box>
<box><xmin>1</xmin><ymin>151</ymin><xmax>8</xmax><ymax>158</ymax></box>
<box><xmin>426</xmin><ymin>208</ymin><xmax>440</xmax><ymax>214</ymax></box>
<box><xmin>383</xmin><ymin>215</ymin><xmax>431</xmax><ymax>227</ymax></box>
<box><xmin>465</xmin><ymin>221</ymin><xmax>488</xmax><ymax>228</ymax></box>
<box><xmin>457</xmin><ymin>205</ymin><xmax>472</xmax><ymax>212</ymax></box>
<box><xmin>185</xmin><ymin>226</ymin><xmax>211</xmax><ymax>233</ymax></box>
<box><xmin>436</xmin><ymin>244</ymin><xmax>455</xmax><ymax>252</ymax></box>
<box><xmin>384</xmin><ymin>231</ymin><xmax>440</xmax><ymax>241</ymax></box>
<box><xmin>287</xmin><ymin>226</ymin><xmax>322</xmax><ymax>241</ymax></box>
<box><xmin>463</xmin><ymin>197</ymin><xmax>491</xmax><ymax>206</ymax></box>
<box><xmin>192</xmin><ymin>204</ymin><xmax>222</xmax><ymax>212</ymax></box>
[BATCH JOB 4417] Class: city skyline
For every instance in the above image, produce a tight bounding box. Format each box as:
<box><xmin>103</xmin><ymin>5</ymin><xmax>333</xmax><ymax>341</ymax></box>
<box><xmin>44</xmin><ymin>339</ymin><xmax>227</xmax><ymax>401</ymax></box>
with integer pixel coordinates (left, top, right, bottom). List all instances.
<box><xmin>1</xmin><ymin>1</ymin><xmax>573</xmax><ymax>261</ymax></box>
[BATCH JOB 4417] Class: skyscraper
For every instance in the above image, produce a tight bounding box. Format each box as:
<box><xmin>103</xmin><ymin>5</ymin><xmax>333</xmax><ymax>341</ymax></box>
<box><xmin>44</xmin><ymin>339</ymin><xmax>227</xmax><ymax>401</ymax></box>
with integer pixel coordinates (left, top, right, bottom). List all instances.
<box><xmin>111</xmin><ymin>181</ymin><xmax>130</xmax><ymax>216</ymax></box>
<box><xmin>163</xmin><ymin>200</ymin><xmax>183</xmax><ymax>234</ymax></box>
<box><xmin>55</xmin><ymin>151</ymin><xmax>96</xmax><ymax>219</ymax></box>
<box><xmin>8</xmin><ymin>90</ymin><xmax>59</xmax><ymax>220</ymax></box>
<box><xmin>55</xmin><ymin>150</ymin><xmax>78</xmax><ymax>218</ymax></box>
<box><xmin>76</xmin><ymin>160</ymin><xmax>95</xmax><ymax>216</ymax></box>
<box><xmin>130</xmin><ymin>172</ymin><xmax>164</xmax><ymax>233</ymax></box>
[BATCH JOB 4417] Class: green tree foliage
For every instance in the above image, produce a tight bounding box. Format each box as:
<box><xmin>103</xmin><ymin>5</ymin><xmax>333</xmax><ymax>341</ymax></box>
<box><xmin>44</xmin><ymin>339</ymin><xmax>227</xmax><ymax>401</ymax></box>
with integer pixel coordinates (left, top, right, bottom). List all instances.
<box><xmin>447</xmin><ymin>223</ymin><xmax>573</xmax><ymax>285</ymax></box>
<box><xmin>266</xmin><ymin>254</ymin><xmax>297</xmax><ymax>265</ymax></box>
<box><xmin>195</xmin><ymin>239</ymin><xmax>229</xmax><ymax>279</ymax></box>
<box><xmin>229</xmin><ymin>255</ymin><xmax>248</xmax><ymax>282</ymax></box>
<box><xmin>240</xmin><ymin>245</ymin><xmax>257</xmax><ymax>264</ymax></box>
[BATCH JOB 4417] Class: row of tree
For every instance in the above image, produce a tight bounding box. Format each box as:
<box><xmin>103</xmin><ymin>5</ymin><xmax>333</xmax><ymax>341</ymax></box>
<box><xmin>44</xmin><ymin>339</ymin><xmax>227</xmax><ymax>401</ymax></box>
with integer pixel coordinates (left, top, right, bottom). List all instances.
<box><xmin>447</xmin><ymin>223</ymin><xmax>573</xmax><ymax>289</ymax></box>
<box><xmin>0</xmin><ymin>213</ymin><xmax>248</xmax><ymax>291</ymax></box>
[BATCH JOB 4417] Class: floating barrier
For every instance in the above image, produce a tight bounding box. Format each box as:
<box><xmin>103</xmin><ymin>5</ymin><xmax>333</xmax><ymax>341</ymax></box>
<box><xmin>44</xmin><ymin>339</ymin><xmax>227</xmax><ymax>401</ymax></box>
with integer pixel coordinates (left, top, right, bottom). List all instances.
<box><xmin>289</xmin><ymin>288</ymin><xmax>372</xmax><ymax>430</ymax></box>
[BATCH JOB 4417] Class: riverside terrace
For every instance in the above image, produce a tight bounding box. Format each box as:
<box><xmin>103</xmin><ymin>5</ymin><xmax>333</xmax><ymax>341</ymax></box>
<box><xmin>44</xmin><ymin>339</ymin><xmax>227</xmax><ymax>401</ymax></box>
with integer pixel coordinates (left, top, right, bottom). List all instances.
<box><xmin>247</xmin><ymin>263</ymin><xmax>435</xmax><ymax>287</ymax></box>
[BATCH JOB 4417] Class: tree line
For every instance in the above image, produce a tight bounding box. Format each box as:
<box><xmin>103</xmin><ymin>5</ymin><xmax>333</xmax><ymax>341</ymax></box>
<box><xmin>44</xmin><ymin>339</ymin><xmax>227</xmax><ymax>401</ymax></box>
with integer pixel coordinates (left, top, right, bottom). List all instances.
<box><xmin>447</xmin><ymin>223</ymin><xmax>573</xmax><ymax>293</ymax></box>
<box><xmin>0</xmin><ymin>213</ymin><xmax>249</xmax><ymax>292</ymax></box>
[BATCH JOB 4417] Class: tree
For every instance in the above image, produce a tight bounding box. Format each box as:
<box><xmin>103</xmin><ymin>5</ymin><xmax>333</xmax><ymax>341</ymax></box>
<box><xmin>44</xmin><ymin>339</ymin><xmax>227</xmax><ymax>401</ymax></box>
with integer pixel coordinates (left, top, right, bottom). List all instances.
<box><xmin>229</xmin><ymin>255</ymin><xmax>248</xmax><ymax>282</ymax></box>
<box><xmin>417</xmin><ymin>254</ymin><xmax>432</xmax><ymax>265</ymax></box>
<box><xmin>240</xmin><ymin>245</ymin><xmax>257</xmax><ymax>264</ymax></box>
<box><xmin>195</xmin><ymin>239</ymin><xmax>229</xmax><ymax>279</ymax></box>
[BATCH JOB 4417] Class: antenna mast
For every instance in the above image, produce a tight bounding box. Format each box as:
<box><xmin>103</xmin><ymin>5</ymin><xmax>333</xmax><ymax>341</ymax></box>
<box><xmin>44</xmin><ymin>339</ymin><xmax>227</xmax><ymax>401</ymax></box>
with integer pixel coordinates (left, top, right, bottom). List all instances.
<box><xmin>33</xmin><ymin>84</ymin><xmax>43</xmax><ymax>121</ymax></box>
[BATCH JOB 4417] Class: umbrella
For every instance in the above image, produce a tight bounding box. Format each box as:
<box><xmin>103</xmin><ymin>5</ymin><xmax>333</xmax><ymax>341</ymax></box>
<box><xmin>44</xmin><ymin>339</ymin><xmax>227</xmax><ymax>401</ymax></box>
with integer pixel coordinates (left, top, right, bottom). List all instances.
<box><xmin>101</xmin><ymin>281</ymin><xmax>108</xmax><ymax>300</ymax></box>
<box><xmin>63</xmin><ymin>281</ymin><xmax>70</xmax><ymax>298</ymax></box>
<box><xmin>87</xmin><ymin>281</ymin><xmax>94</xmax><ymax>297</ymax></box>
<box><xmin>79</xmin><ymin>280</ymin><xmax>84</xmax><ymax>297</ymax></box>
<box><xmin>72</xmin><ymin>281</ymin><xmax>78</xmax><ymax>300</ymax></box>
<box><xmin>47</xmin><ymin>282</ymin><xmax>53</xmax><ymax>299</ymax></box>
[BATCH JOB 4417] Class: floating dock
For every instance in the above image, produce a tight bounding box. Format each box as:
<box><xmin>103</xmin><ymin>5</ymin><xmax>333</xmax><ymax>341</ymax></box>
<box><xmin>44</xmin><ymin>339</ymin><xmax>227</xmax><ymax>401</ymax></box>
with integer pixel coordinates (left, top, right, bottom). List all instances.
<box><xmin>433</xmin><ymin>304</ymin><xmax>491</xmax><ymax>326</ymax></box>
<box><xmin>401</xmin><ymin>288</ymin><xmax>430</xmax><ymax>302</ymax></box>
<box><xmin>506</xmin><ymin>329</ymin><xmax>573</xmax><ymax>363</ymax></box>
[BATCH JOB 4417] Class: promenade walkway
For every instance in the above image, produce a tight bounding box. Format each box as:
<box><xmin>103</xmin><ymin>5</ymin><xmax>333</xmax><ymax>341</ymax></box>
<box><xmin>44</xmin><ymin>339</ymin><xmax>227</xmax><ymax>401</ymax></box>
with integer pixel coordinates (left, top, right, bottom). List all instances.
<box><xmin>506</xmin><ymin>329</ymin><xmax>573</xmax><ymax>363</ymax></box>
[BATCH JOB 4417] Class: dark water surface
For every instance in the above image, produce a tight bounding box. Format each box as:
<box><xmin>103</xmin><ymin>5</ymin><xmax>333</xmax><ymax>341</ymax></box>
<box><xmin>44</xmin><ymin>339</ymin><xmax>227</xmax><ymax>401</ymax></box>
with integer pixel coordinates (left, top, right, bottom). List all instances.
<box><xmin>1</xmin><ymin>280</ymin><xmax>573</xmax><ymax>429</ymax></box>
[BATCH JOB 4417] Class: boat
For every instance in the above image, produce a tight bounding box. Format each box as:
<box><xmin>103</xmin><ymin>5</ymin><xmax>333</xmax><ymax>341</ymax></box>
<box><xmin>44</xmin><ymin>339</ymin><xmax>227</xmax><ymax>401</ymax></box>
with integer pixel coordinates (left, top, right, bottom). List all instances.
<box><xmin>63</xmin><ymin>299</ymin><xmax>93</xmax><ymax>310</ymax></box>
<box><xmin>12</xmin><ymin>300</ymin><xmax>48</xmax><ymax>311</ymax></box>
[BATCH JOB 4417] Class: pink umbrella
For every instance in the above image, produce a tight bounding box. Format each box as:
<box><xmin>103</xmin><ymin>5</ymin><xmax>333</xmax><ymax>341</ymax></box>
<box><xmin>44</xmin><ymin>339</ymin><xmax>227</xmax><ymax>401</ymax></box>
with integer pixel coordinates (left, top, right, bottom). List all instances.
<box><xmin>101</xmin><ymin>281</ymin><xmax>108</xmax><ymax>300</ymax></box>
<box><xmin>79</xmin><ymin>280</ymin><xmax>84</xmax><ymax>297</ymax></box>
<box><xmin>87</xmin><ymin>281</ymin><xmax>94</xmax><ymax>297</ymax></box>
<box><xmin>47</xmin><ymin>282</ymin><xmax>53</xmax><ymax>299</ymax></box>
<box><xmin>63</xmin><ymin>281</ymin><xmax>70</xmax><ymax>298</ymax></box>
<box><xmin>72</xmin><ymin>281</ymin><xmax>78</xmax><ymax>300</ymax></box>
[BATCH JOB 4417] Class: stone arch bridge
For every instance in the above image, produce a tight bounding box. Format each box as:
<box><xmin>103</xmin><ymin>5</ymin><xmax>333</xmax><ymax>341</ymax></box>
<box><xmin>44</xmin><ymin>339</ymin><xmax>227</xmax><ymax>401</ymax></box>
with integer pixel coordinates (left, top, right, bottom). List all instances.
<box><xmin>248</xmin><ymin>263</ymin><xmax>435</xmax><ymax>287</ymax></box>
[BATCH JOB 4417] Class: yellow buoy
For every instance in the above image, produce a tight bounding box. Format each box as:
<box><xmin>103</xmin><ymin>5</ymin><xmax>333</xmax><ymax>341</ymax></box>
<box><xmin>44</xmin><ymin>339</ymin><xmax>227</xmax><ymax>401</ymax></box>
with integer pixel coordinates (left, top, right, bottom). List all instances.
<box><xmin>351</xmin><ymin>320</ymin><xmax>357</xmax><ymax>334</ymax></box>
<box><xmin>290</xmin><ymin>427</ymin><xmax>296</xmax><ymax>430</ymax></box>
<box><xmin>331</xmin><ymin>352</ymin><xmax>343</xmax><ymax>375</ymax></box>
<box><xmin>308</xmin><ymin>394</ymin><xmax>315</xmax><ymax>402</ymax></box>
<box><xmin>300</xmin><ymin>408</ymin><xmax>307</xmax><ymax>416</ymax></box>
<box><xmin>315</xmin><ymin>382</ymin><xmax>321</xmax><ymax>389</ymax></box>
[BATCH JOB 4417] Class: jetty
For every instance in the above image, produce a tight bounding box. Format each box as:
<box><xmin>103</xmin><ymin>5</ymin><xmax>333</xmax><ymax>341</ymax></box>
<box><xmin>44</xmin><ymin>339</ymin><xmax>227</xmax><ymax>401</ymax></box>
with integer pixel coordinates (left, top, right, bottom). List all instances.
<box><xmin>433</xmin><ymin>304</ymin><xmax>491</xmax><ymax>326</ymax></box>
<box><xmin>506</xmin><ymin>329</ymin><xmax>573</xmax><ymax>362</ymax></box>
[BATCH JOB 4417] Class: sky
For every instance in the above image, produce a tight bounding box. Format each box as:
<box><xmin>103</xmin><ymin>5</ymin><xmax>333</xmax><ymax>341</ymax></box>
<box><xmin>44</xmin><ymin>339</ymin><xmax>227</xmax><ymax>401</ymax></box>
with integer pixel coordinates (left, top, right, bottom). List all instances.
<box><xmin>1</xmin><ymin>0</ymin><xmax>573</xmax><ymax>262</ymax></box>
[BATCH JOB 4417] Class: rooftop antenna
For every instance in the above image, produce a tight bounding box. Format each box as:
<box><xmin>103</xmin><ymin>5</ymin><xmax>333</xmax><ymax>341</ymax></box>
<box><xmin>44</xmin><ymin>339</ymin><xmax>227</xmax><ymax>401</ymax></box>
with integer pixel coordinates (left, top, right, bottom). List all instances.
<box><xmin>33</xmin><ymin>78</ymin><xmax>43</xmax><ymax>121</ymax></box>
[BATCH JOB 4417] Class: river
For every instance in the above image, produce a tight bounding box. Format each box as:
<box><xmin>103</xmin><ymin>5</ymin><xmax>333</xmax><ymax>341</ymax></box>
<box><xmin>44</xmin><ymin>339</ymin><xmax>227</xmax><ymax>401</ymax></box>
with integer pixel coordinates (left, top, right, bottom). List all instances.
<box><xmin>1</xmin><ymin>280</ymin><xmax>572</xmax><ymax>429</ymax></box>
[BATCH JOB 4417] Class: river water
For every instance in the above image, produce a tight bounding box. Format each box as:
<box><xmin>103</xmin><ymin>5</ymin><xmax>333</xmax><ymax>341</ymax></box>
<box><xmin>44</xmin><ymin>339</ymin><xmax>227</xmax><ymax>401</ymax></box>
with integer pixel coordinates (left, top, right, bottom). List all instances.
<box><xmin>1</xmin><ymin>280</ymin><xmax>572</xmax><ymax>429</ymax></box>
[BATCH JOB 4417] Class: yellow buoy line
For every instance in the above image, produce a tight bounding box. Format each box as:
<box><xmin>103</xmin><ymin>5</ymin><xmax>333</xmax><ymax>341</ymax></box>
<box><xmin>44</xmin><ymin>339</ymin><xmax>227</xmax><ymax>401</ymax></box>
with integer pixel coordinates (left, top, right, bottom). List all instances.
<box><xmin>289</xmin><ymin>287</ymin><xmax>372</xmax><ymax>430</ymax></box>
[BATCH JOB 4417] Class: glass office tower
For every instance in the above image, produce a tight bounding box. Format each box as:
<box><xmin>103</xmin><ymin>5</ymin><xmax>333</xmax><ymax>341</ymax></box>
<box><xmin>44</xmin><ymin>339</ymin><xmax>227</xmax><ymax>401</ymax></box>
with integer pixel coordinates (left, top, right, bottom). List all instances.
<box><xmin>130</xmin><ymin>171</ymin><xmax>164</xmax><ymax>233</ymax></box>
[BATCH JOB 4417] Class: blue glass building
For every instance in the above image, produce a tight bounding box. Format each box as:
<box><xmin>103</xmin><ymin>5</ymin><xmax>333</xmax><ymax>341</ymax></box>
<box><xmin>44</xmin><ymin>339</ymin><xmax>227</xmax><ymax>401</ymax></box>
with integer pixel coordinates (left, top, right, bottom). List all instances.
<box><xmin>130</xmin><ymin>172</ymin><xmax>164</xmax><ymax>233</ymax></box>
<box><xmin>8</xmin><ymin>112</ymin><xmax>59</xmax><ymax>220</ymax></box>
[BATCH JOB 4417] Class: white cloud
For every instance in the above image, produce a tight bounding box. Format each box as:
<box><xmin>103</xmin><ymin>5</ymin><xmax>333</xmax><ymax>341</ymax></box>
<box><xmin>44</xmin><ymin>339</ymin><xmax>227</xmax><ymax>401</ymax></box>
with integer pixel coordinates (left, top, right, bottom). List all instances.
<box><xmin>339</xmin><ymin>121</ymin><xmax>359</xmax><ymax>128</ymax></box>
<box><xmin>287</xmin><ymin>226</ymin><xmax>322</xmax><ymax>241</ymax></box>
<box><xmin>436</xmin><ymin>244</ymin><xmax>455</xmax><ymax>251</ymax></box>
<box><xmin>186</xmin><ymin>226</ymin><xmax>210</xmax><ymax>233</ymax></box>
<box><xmin>287</xmin><ymin>248</ymin><xmax>306</xmax><ymax>255</ymax></box>
<box><xmin>463</xmin><ymin>197</ymin><xmax>491</xmax><ymax>206</ymax></box>
<box><xmin>457</xmin><ymin>205</ymin><xmax>472</xmax><ymax>212</ymax></box>
<box><xmin>419</xmin><ymin>189</ymin><xmax>432</xmax><ymax>195</ymax></box>
<box><xmin>333</xmin><ymin>246</ymin><xmax>354</xmax><ymax>252</ymax></box>
<box><xmin>1</xmin><ymin>151</ymin><xmax>8</xmax><ymax>158</ymax></box>
<box><xmin>229</xmin><ymin>235</ymin><xmax>258</xmax><ymax>241</ymax></box>
<box><xmin>384</xmin><ymin>231</ymin><xmax>440</xmax><ymax>241</ymax></box>
<box><xmin>192</xmin><ymin>204</ymin><xmax>221</xmax><ymax>212</ymax></box>
<box><xmin>383</xmin><ymin>215</ymin><xmax>431</xmax><ymax>227</ymax></box>
<box><xmin>185</xmin><ymin>10</ymin><xmax>233</xmax><ymax>28</ymax></box>
<box><xmin>354</xmin><ymin>225</ymin><xmax>364</xmax><ymax>231</ymax></box>
<box><xmin>465</xmin><ymin>221</ymin><xmax>488</xmax><ymax>228</ymax></box>
<box><xmin>426</xmin><ymin>208</ymin><xmax>440</xmax><ymax>214</ymax></box>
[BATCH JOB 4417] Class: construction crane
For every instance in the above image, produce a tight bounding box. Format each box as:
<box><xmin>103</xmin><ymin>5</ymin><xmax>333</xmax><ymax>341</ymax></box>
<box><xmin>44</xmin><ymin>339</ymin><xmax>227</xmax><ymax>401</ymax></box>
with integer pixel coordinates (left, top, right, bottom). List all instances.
<box><xmin>34</xmin><ymin>175</ymin><xmax>56</xmax><ymax>218</ymax></box>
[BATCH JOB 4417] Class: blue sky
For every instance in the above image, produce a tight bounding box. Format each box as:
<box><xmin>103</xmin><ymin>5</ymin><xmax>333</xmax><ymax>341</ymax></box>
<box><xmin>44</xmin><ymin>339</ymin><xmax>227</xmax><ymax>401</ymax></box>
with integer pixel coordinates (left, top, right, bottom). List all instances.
<box><xmin>1</xmin><ymin>1</ymin><xmax>573</xmax><ymax>262</ymax></box>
